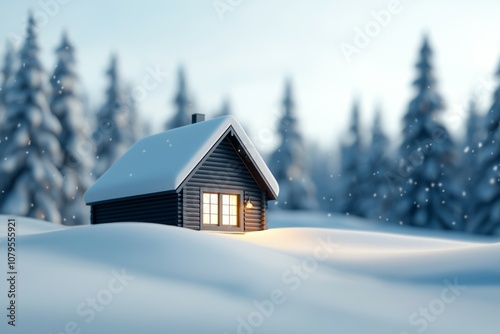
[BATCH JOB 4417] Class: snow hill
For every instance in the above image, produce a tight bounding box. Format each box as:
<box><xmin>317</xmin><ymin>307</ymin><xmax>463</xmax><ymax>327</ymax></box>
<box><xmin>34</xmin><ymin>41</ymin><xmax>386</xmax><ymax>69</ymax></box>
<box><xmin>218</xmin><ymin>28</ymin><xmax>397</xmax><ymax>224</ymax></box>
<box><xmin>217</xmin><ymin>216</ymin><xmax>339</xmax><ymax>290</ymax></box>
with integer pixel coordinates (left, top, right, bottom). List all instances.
<box><xmin>0</xmin><ymin>213</ymin><xmax>499</xmax><ymax>334</ymax></box>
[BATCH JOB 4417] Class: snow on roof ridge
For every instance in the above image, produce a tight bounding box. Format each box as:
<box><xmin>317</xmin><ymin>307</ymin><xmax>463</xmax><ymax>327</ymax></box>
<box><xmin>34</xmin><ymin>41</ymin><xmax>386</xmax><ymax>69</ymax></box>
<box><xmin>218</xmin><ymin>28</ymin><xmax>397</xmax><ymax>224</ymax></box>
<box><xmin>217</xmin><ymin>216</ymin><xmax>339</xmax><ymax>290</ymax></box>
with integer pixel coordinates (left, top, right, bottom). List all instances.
<box><xmin>84</xmin><ymin>115</ymin><xmax>279</xmax><ymax>204</ymax></box>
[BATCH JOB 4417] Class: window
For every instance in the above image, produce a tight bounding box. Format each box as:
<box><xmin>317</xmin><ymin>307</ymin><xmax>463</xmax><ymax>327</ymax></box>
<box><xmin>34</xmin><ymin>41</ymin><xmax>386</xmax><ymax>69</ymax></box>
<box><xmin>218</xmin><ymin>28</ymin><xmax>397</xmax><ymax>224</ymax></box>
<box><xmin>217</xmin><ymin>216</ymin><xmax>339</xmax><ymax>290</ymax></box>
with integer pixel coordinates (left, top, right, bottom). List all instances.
<box><xmin>202</xmin><ymin>191</ymin><xmax>240</xmax><ymax>228</ymax></box>
<box><xmin>202</xmin><ymin>193</ymin><xmax>219</xmax><ymax>225</ymax></box>
<box><xmin>221</xmin><ymin>194</ymin><xmax>238</xmax><ymax>226</ymax></box>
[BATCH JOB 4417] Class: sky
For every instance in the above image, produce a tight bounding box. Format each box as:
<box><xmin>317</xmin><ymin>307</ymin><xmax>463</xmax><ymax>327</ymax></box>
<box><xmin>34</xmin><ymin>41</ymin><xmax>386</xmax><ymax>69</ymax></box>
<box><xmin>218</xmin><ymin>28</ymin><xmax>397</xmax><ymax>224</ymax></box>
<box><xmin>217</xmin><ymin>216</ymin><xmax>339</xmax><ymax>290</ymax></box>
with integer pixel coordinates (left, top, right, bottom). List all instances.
<box><xmin>1</xmin><ymin>0</ymin><xmax>499</xmax><ymax>154</ymax></box>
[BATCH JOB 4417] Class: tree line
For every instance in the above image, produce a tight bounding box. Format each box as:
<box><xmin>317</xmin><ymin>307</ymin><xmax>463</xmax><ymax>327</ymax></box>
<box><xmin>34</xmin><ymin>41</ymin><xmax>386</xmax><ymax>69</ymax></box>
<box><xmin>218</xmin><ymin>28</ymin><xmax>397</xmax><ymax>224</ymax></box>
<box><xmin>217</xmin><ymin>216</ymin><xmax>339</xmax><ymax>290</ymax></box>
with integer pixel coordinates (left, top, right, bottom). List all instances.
<box><xmin>0</xmin><ymin>14</ymin><xmax>216</xmax><ymax>225</ymax></box>
<box><xmin>1</xmin><ymin>15</ymin><xmax>499</xmax><ymax>235</ymax></box>
<box><xmin>270</xmin><ymin>35</ymin><xmax>500</xmax><ymax>235</ymax></box>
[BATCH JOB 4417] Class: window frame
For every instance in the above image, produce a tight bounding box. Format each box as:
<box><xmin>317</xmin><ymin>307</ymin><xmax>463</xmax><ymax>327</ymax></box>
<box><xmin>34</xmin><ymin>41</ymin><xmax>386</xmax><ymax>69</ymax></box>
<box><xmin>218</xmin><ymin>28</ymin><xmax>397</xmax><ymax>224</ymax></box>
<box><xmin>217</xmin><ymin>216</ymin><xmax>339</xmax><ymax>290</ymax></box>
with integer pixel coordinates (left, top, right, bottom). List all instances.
<box><xmin>200</xmin><ymin>188</ymin><xmax>244</xmax><ymax>232</ymax></box>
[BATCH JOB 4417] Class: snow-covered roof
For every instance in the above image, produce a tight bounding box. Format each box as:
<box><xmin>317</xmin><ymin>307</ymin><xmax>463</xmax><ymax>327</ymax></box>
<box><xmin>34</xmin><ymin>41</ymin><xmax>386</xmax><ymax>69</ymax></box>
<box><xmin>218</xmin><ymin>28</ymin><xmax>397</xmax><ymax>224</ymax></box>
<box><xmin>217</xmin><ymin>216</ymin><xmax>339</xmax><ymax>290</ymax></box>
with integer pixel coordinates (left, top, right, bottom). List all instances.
<box><xmin>84</xmin><ymin>116</ymin><xmax>279</xmax><ymax>204</ymax></box>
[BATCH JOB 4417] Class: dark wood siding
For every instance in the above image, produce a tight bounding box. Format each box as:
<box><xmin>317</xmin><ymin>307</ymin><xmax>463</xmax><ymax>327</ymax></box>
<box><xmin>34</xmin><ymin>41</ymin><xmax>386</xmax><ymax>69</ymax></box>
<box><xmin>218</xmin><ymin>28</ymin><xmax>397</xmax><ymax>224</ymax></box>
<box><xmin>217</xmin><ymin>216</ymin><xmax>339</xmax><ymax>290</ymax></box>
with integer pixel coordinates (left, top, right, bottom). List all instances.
<box><xmin>183</xmin><ymin>134</ymin><xmax>266</xmax><ymax>231</ymax></box>
<box><xmin>91</xmin><ymin>191</ymin><xmax>182</xmax><ymax>226</ymax></box>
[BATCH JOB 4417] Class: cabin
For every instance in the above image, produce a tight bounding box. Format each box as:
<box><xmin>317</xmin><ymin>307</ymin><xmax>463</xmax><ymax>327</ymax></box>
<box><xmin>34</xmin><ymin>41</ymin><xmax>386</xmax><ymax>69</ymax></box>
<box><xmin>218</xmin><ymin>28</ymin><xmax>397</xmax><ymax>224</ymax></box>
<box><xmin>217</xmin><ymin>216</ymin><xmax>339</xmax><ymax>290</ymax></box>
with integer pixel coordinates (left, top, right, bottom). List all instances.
<box><xmin>83</xmin><ymin>114</ymin><xmax>279</xmax><ymax>232</ymax></box>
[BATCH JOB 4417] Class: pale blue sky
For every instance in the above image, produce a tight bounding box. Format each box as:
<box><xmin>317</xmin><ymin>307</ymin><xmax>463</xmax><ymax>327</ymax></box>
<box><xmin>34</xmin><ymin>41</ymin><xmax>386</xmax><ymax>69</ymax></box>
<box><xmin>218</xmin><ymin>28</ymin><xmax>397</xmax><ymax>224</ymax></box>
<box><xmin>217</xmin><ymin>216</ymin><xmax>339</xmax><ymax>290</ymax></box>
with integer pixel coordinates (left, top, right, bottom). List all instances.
<box><xmin>1</xmin><ymin>0</ymin><xmax>500</xmax><ymax>153</ymax></box>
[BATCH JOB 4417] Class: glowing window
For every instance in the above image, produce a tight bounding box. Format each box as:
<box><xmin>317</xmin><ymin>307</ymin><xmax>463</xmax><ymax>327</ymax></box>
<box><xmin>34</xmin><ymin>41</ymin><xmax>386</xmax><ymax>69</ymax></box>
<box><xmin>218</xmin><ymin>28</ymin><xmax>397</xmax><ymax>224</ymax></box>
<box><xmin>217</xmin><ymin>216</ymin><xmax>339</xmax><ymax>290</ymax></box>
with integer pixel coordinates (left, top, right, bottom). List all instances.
<box><xmin>202</xmin><ymin>193</ymin><xmax>219</xmax><ymax>225</ymax></box>
<box><xmin>202</xmin><ymin>192</ymin><xmax>239</xmax><ymax>227</ymax></box>
<box><xmin>221</xmin><ymin>194</ymin><xmax>238</xmax><ymax>226</ymax></box>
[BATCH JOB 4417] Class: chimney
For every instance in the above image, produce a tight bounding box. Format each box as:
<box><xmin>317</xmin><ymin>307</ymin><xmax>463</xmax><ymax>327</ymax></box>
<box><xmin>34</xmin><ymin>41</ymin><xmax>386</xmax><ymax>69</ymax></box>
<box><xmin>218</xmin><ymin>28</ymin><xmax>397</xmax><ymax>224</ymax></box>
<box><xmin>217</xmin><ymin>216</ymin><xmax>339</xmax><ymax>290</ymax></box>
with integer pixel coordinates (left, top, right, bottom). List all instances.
<box><xmin>192</xmin><ymin>113</ymin><xmax>205</xmax><ymax>124</ymax></box>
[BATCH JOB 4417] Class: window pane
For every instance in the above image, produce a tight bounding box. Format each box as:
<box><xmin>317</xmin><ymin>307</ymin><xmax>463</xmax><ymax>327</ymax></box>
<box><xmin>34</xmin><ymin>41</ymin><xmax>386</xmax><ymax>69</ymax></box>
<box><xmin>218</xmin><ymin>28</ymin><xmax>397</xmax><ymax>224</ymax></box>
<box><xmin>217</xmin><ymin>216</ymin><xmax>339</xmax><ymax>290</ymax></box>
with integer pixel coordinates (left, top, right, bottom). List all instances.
<box><xmin>222</xmin><ymin>205</ymin><xmax>229</xmax><ymax>215</ymax></box>
<box><xmin>210</xmin><ymin>194</ymin><xmax>218</xmax><ymax>203</ymax></box>
<box><xmin>222</xmin><ymin>194</ymin><xmax>229</xmax><ymax>205</ymax></box>
<box><xmin>202</xmin><ymin>192</ymin><xmax>220</xmax><ymax>225</ymax></box>
<box><xmin>230</xmin><ymin>216</ymin><xmax>237</xmax><ymax>226</ymax></box>
<box><xmin>222</xmin><ymin>215</ymin><xmax>229</xmax><ymax>225</ymax></box>
<box><xmin>230</xmin><ymin>195</ymin><xmax>237</xmax><ymax>205</ymax></box>
<box><xmin>230</xmin><ymin>206</ymin><xmax>237</xmax><ymax>216</ymax></box>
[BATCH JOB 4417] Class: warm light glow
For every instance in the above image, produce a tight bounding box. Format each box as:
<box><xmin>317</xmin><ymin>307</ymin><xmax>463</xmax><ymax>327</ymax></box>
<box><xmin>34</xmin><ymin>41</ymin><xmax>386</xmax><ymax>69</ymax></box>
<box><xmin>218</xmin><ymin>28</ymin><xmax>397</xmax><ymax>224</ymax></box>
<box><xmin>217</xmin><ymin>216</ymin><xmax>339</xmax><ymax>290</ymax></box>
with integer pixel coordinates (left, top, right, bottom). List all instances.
<box><xmin>245</xmin><ymin>199</ymin><xmax>254</xmax><ymax>209</ymax></box>
<box><xmin>202</xmin><ymin>192</ymin><xmax>219</xmax><ymax>225</ymax></box>
<box><xmin>203</xmin><ymin>192</ymin><xmax>239</xmax><ymax>226</ymax></box>
<box><xmin>222</xmin><ymin>194</ymin><xmax>238</xmax><ymax>226</ymax></box>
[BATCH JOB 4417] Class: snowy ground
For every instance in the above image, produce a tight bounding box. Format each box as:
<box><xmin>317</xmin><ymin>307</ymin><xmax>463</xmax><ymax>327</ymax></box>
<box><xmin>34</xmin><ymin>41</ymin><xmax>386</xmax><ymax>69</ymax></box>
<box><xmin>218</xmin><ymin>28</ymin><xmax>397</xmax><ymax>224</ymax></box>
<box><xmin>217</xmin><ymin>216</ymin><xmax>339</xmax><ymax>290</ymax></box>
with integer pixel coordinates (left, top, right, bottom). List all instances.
<box><xmin>0</xmin><ymin>212</ymin><xmax>499</xmax><ymax>334</ymax></box>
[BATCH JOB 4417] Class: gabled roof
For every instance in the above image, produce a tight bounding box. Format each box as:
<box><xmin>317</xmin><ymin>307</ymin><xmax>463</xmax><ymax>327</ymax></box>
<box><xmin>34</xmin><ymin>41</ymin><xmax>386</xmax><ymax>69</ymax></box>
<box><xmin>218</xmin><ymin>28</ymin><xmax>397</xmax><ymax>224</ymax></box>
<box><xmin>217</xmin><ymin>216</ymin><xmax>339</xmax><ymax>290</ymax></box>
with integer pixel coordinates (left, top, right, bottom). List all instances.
<box><xmin>84</xmin><ymin>116</ymin><xmax>279</xmax><ymax>204</ymax></box>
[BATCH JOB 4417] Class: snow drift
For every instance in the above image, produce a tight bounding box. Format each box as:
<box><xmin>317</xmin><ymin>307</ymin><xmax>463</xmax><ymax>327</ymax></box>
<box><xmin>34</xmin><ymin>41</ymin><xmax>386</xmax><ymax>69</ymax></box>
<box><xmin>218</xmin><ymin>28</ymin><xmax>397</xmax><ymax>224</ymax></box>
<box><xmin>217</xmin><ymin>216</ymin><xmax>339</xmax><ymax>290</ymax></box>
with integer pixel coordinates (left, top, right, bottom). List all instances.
<box><xmin>0</xmin><ymin>214</ymin><xmax>499</xmax><ymax>334</ymax></box>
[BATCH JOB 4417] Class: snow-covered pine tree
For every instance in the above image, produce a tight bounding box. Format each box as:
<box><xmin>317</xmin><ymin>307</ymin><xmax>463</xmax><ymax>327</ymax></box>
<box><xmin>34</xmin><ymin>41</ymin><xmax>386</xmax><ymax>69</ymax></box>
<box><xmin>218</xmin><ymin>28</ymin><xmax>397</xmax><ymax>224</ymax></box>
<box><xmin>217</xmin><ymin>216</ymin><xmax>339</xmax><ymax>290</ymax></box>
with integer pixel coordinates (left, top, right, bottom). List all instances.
<box><xmin>392</xmin><ymin>36</ymin><xmax>462</xmax><ymax>230</ymax></box>
<box><xmin>94</xmin><ymin>55</ymin><xmax>131</xmax><ymax>177</ymax></box>
<box><xmin>0</xmin><ymin>41</ymin><xmax>15</xmax><ymax>107</ymax></box>
<box><xmin>359</xmin><ymin>109</ymin><xmax>392</xmax><ymax>221</ymax></box>
<box><xmin>0</xmin><ymin>42</ymin><xmax>16</xmax><ymax>130</ymax></box>
<box><xmin>165</xmin><ymin>66</ymin><xmax>192</xmax><ymax>129</ymax></box>
<box><xmin>310</xmin><ymin>143</ymin><xmax>337</xmax><ymax>211</ymax></box>
<box><xmin>0</xmin><ymin>14</ymin><xmax>64</xmax><ymax>223</ymax></box>
<box><xmin>268</xmin><ymin>79</ymin><xmax>318</xmax><ymax>210</ymax></box>
<box><xmin>468</xmin><ymin>60</ymin><xmax>500</xmax><ymax>234</ymax></box>
<box><xmin>335</xmin><ymin>100</ymin><xmax>364</xmax><ymax>216</ymax></box>
<box><xmin>461</xmin><ymin>99</ymin><xmax>483</xmax><ymax>230</ymax></box>
<box><xmin>463</xmin><ymin>99</ymin><xmax>484</xmax><ymax>161</ymax></box>
<box><xmin>50</xmin><ymin>31</ymin><xmax>94</xmax><ymax>225</ymax></box>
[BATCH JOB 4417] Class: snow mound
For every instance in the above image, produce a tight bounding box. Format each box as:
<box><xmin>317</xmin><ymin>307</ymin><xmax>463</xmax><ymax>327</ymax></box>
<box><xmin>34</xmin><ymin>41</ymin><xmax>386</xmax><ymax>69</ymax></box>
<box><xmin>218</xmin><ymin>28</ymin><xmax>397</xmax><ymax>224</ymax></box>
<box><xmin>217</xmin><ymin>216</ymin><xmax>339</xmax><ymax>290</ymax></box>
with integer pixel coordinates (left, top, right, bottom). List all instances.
<box><xmin>0</xmin><ymin>216</ymin><xmax>499</xmax><ymax>334</ymax></box>
<box><xmin>269</xmin><ymin>210</ymin><xmax>500</xmax><ymax>242</ymax></box>
<box><xmin>0</xmin><ymin>214</ymin><xmax>67</xmax><ymax>235</ymax></box>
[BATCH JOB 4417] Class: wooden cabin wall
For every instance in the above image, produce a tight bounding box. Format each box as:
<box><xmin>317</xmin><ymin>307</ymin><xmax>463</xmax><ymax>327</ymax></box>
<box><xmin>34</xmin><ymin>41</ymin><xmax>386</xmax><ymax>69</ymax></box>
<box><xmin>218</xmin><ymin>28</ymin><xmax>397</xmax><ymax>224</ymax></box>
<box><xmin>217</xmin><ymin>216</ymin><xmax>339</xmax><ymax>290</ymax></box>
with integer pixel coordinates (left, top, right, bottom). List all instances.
<box><xmin>91</xmin><ymin>191</ymin><xmax>182</xmax><ymax>226</ymax></box>
<box><xmin>183</xmin><ymin>136</ymin><xmax>266</xmax><ymax>231</ymax></box>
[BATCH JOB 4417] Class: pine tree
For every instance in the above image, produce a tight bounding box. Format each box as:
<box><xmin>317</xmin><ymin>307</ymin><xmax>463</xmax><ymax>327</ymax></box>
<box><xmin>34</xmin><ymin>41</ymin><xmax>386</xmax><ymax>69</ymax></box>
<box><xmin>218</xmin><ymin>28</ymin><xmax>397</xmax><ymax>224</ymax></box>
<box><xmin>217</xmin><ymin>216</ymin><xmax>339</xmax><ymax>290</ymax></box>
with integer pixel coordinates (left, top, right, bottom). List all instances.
<box><xmin>94</xmin><ymin>55</ymin><xmax>131</xmax><ymax>177</ymax></box>
<box><xmin>464</xmin><ymin>99</ymin><xmax>484</xmax><ymax>160</ymax></box>
<box><xmin>460</xmin><ymin>99</ymin><xmax>481</xmax><ymax>229</ymax></box>
<box><xmin>0</xmin><ymin>14</ymin><xmax>63</xmax><ymax>223</ymax></box>
<box><xmin>359</xmin><ymin>109</ymin><xmax>392</xmax><ymax>220</ymax></box>
<box><xmin>392</xmin><ymin>36</ymin><xmax>462</xmax><ymax>230</ymax></box>
<box><xmin>165</xmin><ymin>66</ymin><xmax>192</xmax><ymax>129</ymax></box>
<box><xmin>268</xmin><ymin>79</ymin><xmax>317</xmax><ymax>210</ymax></box>
<box><xmin>468</xmin><ymin>60</ymin><xmax>500</xmax><ymax>234</ymax></box>
<box><xmin>0</xmin><ymin>41</ymin><xmax>15</xmax><ymax>107</ymax></box>
<box><xmin>335</xmin><ymin>100</ymin><xmax>364</xmax><ymax>216</ymax></box>
<box><xmin>50</xmin><ymin>32</ymin><xmax>93</xmax><ymax>225</ymax></box>
<box><xmin>310</xmin><ymin>143</ymin><xmax>337</xmax><ymax>211</ymax></box>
